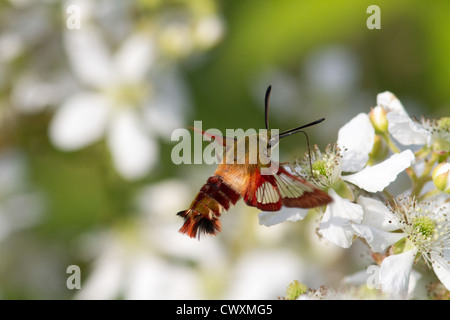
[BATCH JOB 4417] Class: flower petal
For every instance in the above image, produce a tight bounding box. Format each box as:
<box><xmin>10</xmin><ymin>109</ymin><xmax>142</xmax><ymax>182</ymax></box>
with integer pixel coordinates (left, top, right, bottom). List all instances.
<box><xmin>431</xmin><ymin>249</ymin><xmax>450</xmax><ymax>291</ymax></box>
<box><xmin>64</xmin><ymin>26</ymin><xmax>115</xmax><ymax>88</ymax></box>
<box><xmin>337</xmin><ymin>113</ymin><xmax>375</xmax><ymax>172</ymax></box>
<box><xmin>49</xmin><ymin>93</ymin><xmax>110</xmax><ymax>150</ymax></box>
<box><xmin>107</xmin><ymin>109</ymin><xmax>158</xmax><ymax>180</ymax></box>
<box><xmin>342</xmin><ymin>150</ymin><xmax>414</xmax><ymax>192</ymax></box>
<box><xmin>387</xmin><ymin>113</ymin><xmax>431</xmax><ymax>146</ymax></box>
<box><xmin>318</xmin><ymin>189</ymin><xmax>363</xmax><ymax>248</ymax></box>
<box><xmin>379</xmin><ymin>248</ymin><xmax>417</xmax><ymax>299</ymax></box>
<box><xmin>357</xmin><ymin>196</ymin><xmax>400</xmax><ymax>231</ymax></box>
<box><xmin>341</xmin><ymin>269</ymin><xmax>371</xmax><ymax>286</ymax></box>
<box><xmin>258</xmin><ymin>207</ymin><xmax>309</xmax><ymax>227</ymax></box>
<box><xmin>351</xmin><ymin>224</ymin><xmax>405</xmax><ymax>253</ymax></box>
<box><xmin>114</xmin><ymin>33</ymin><xmax>156</xmax><ymax>82</ymax></box>
<box><xmin>376</xmin><ymin>91</ymin><xmax>408</xmax><ymax>115</ymax></box>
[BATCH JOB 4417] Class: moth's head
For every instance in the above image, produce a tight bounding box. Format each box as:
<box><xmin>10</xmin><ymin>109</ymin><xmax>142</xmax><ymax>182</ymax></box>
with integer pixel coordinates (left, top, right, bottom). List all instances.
<box><xmin>257</xmin><ymin>130</ymin><xmax>280</xmax><ymax>157</ymax></box>
<box><xmin>266</xmin><ymin>130</ymin><xmax>280</xmax><ymax>149</ymax></box>
<box><xmin>222</xmin><ymin>85</ymin><xmax>325</xmax><ymax>165</ymax></box>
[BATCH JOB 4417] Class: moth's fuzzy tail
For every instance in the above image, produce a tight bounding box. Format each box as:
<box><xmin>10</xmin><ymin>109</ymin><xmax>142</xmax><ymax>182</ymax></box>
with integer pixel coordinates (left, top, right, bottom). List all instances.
<box><xmin>177</xmin><ymin>175</ymin><xmax>240</xmax><ymax>239</ymax></box>
<box><xmin>177</xmin><ymin>210</ymin><xmax>221</xmax><ymax>239</ymax></box>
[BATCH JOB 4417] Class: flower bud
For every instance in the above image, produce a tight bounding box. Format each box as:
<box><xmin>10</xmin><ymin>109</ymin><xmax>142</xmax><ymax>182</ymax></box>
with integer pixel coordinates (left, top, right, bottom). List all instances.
<box><xmin>369</xmin><ymin>106</ymin><xmax>388</xmax><ymax>133</ymax></box>
<box><xmin>432</xmin><ymin>162</ymin><xmax>450</xmax><ymax>193</ymax></box>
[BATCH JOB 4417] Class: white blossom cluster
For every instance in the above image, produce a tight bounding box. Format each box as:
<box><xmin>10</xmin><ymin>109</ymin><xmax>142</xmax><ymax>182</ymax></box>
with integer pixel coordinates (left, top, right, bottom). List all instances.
<box><xmin>3</xmin><ymin>0</ymin><xmax>225</xmax><ymax>181</ymax></box>
<box><xmin>260</xmin><ymin>91</ymin><xmax>450</xmax><ymax>299</ymax></box>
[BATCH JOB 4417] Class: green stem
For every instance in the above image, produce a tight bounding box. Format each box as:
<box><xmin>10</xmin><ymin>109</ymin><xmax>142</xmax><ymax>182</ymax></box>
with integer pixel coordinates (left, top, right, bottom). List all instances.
<box><xmin>380</xmin><ymin>132</ymin><xmax>401</xmax><ymax>154</ymax></box>
<box><xmin>410</xmin><ymin>152</ymin><xmax>439</xmax><ymax>198</ymax></box>
<box><xmin>411</xmin><ymin>176</ymin><xmax>432</xmax><ymax>198</ymax></box>
<box><xmin>414</xmin><ymin>146</ymin><xmax>431</xmax><ymax>160</ymax></box>
<box><xmin>405</xmin><ymin>167</ymin><xmax>417</xmax><ymax>186</ymax></box>
<box><xmin>422</xmin><ymin>152</ymin><xmax>439</xmax><ymax>177</ymax></box>
<box><xmin>382</xmin><ymin>189</ymin><xmax>396</xmax><ymax>207</ymax></box>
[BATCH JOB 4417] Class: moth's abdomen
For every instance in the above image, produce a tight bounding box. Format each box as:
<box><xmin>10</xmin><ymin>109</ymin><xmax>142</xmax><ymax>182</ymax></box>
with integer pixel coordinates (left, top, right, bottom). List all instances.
<box><xmin>177</xmin><ymin>175</ymin><xmax>240</xmax><ymax>239</ymax></box>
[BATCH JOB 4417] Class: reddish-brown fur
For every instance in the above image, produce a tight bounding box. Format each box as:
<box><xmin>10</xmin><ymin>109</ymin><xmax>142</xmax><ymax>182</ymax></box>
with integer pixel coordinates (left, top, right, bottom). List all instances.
<box><xmin>177</xmin><ymin>175</ymin><xmax>241</xmax><ymax>238</ymax></box>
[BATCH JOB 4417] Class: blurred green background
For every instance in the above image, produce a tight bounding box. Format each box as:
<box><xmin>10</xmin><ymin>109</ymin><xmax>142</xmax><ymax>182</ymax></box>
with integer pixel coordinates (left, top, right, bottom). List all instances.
<box><xmin>0</xmin><ymin>0</ymin><xmax>448</xmax><ymax>299</ymax></box>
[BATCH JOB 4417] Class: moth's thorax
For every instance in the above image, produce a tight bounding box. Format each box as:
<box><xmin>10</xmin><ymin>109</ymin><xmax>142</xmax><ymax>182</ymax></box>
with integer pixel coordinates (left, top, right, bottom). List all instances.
<box><xmin>216</xmin><ymin>132</ymin><xmax>276</xmax><ymax>194</ymax></box>
<box><xmin>223</xmin><ymin>132</ymin><xmax>275</xmax><ymax>166</ymax></box>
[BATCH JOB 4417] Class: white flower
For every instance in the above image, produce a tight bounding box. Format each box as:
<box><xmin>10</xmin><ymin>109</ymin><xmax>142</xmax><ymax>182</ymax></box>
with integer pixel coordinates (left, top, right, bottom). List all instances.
<box><xmin>336</xmin><ymin>110</ymin><xmax>415</xmax><ymax>191</ymax></box>
<box><xmin>260</xmin><ymin>142</ymin><xmax>410</xmax><ymax>248</ymax></box>
<box><xmin>338</xmin><ymin>91</ymin><xmax>408</xmax><ymax>170</ymax></box>
<box><xmin>341</xmin><ymin>263</ymin><xmax>422</xmax><ymax>299</ymax></box>
<box><xmin>378</xmin><ymin>248</ymin><xmax>418</xmax><ymax>299</ymax></box>
<box><xmin>309</xmin><ymin>128</ymin><xmax>413</xmax><ymax>247</ymax></box>
<box><xmin>342</xmin><ymin>266</ymin><xmax>421</xmax><ymax>299</ymax></box>
<box><xmin>382</xmin><ymin>92</ymin><xmax>450</xmax><ymax>152</ymax></box>
<box><xmin>341</xmin><ymin>150</ymin><xmax>414</xmax><ymax>193</ymax></box>
<box><xmin>387</xmin><ymin>113</ymin><xmax>431</xmax><ymax>146</ymax></box>
<box><xmin>318</xmin><ymin>189</ymin><xmax>364</xmax><ymax>248</ymax></box>
<box><xmin>376</xmin><ymin>91</ymin><xmax>408</xmax><ymax>115</ymax></box>
<box><xmin>420</xmin><ymin>117</ymin><xmax>450</xmax><ymax>153</ymax></box>
<box><xmin>302</xmin><ymin>142</ymin><xmax>412</xmax><ymax>248</ymax></box>
<box><xmin>257</xmin><ymin>140</ymin><xmax>414</xmax><ymax>237</ymax></box>
<box><xmin>74</xmin><ymin>227</ymin><xmax>205</xmax><ymax>300</ymax></box>
<box><xmin>351</xmin><ymin>196</ymin><xmax>405</xmax><ymax>252</ymax></box>
<box><xmin>376</xmin><ymin>198</ymin><xmax>450</xmax><ymax>297</ymax></box>
<box><xmin>259</xmin><ymin>207</ymin><xmax>309</xmax><ymax>227</ymax></box>
<box><xmin>256</xmin><ymin>108</ymin><xmax>415</xmax><ymax>249</ymax></box>
<box><xmin>337</xmin><ymin>112</ymin><xmax>375</xmax><ymax>172</ymax></box>
<box><xmin>338</xmin><ymin>195</ymin><xmax>450</xmax><ymax>298</ymax></box>
<box><xmin>343</xmin><ymin>197</ymin><xmax>449</xmax><ymax>299</ymax></box>
<box><xmin>367</xmin><ymin>91</ymin><xmax>407</xmax><ymax>135</ymax></box>
<box><xmin>302</xmin><ymin>144</ymin><xmax>344</xmax><ymax>191</ymax></box>
<box><xmin>49</xmin><ymin>26</ymin><xmax>163</xmax><ymax>180</ymax></box>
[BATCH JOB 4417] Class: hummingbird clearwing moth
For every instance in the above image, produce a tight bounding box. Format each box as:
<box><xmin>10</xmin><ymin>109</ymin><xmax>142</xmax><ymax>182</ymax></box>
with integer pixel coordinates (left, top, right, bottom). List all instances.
<box><xmin>177</xmin><ymin>86</ymin><xmax>332</xmax><ymax>239</ymax></box>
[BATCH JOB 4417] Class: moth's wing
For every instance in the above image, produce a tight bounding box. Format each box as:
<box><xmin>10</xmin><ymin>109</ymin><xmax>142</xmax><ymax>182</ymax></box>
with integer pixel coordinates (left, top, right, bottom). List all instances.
<box><xmin>275</xmin><ymin>166</ymin><xmax>332</xmax><ymax>209</ymax></box>
<box><xmin>243</xmin><ymin>166</ymin><xmax>282</xmax><ymax>211</ymax></box>
<box><xmin>243</xmin><ymin>165</ymin><xmax>332</xmax><ymax>211</ymax></box>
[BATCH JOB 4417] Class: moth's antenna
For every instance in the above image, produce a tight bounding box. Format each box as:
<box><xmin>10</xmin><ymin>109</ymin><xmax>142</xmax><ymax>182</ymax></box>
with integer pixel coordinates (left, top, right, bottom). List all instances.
<box><xmin>278</xmin><ymin>118</ymin><xmax>325</xmax><ymax>139</ymax></box>
<box><xmin>264</xmin><ymin>85</ymin><xmax>272</xmax><ymax>131</ymax></box>
<box><xmin>298</xmin><ymin>131</ymin><xmax>314</xmax><ymax>178</ymax></box>
<box><xmin>264</xmin><ymin>85</ymin><xmax>323</xmax><ymax>177</ymax></box>
<box><xmin>278</xmin><ymin>118</ymin><xmax>325</xmax><ymax>178</ymax></box>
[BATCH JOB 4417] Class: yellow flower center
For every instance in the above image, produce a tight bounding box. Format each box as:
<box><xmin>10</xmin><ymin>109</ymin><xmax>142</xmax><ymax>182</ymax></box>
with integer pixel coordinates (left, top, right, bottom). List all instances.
<box><xmin>412</xmin><ymin>216</ymin><xmax>436</xmax><ymax>241</ymax></box>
